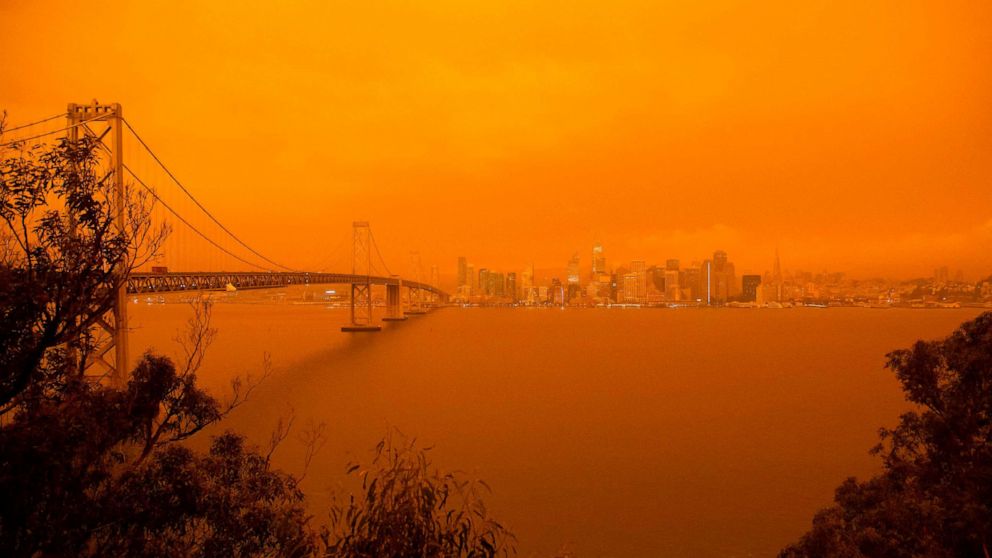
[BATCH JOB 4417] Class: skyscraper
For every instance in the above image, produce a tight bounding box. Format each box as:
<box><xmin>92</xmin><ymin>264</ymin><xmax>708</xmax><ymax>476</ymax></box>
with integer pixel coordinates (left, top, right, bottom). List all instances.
<box><xmin>682</xmin><ymin>266</ymin><xmax>701</xmax><ymax>301</ymax></box>
<box><xmin>592</xmin><ymin>243</ymin><xmax>606</xmax><ymax>278</ymax></box>
<box><xmin>630</xmin><ymin>260</ymin><xmax>647</xmax><ymax>302</ymax></box>
<box><xmin>702</xmin><ymin>259</ymin><xmax>712</xmax><ymax>305</ymax></box>
<box><xmin>567</xmin><ymin>254</ymin><xmax>581</xmax><ymax>301</ymax></box>
<box><xmin>665</xmin><ymin>269</ymin><xmax>680</xmax><ymax>300</ymax></box>
<box><xmin>773</xmin><ymin>248</ymin><xmax>783</xmax><ymax>302</ymax></box>
<box><xmin>478</xmin><ymin>268</ymin><xmax>489</xmax><ymax>296</ymax></box>
<box><xmin>567</xmin><ymin>253</ymin><xmax>580</xmax><ymax>285</ymax></box>
<box><xmin>457</xmin><ymin>256</ymin><xmax>468</xmax><ymax>287</ymax></box>
<box><xmin>713</xmin><ymin>250</ymin><xmax>728</xmax><ymax>272</ymax></box>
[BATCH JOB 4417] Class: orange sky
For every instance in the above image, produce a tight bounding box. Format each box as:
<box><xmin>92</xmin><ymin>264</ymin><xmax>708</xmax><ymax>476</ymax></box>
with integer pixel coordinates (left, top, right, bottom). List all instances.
<box><xmin>2</xmin><ymin>0</ymin><xmax>991</xmax><ymax>281</ymax></box>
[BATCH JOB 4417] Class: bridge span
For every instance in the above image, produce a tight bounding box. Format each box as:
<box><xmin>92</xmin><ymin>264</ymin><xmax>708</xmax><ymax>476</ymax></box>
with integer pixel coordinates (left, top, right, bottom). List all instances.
<box><xmin>6</xmin><ymin>102</ymin><xmax>448</xmax><ymax>380</ymax></box>
<box><xmin>128</xmin><ymin>271</ymin><xmax>447</xmax><ymax>299</ymax></box>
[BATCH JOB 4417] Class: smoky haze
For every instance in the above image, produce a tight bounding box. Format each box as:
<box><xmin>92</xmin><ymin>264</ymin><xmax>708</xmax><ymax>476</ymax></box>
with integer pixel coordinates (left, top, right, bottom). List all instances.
<box><xmin>2</xmin><ymin>1</ymin><xmax>990</xmax><ymax>281</ymax></box>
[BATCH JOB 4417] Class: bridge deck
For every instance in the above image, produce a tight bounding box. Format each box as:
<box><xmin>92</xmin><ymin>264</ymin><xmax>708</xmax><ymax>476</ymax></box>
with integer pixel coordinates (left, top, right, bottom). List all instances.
<box><xmin>128</xmin><ymin>271</ymin><xmax>447</xmax><ymax>299</ymax></box>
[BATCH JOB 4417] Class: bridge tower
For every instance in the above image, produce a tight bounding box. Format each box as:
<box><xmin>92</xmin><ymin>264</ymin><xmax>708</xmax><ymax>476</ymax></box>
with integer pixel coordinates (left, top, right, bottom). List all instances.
<box><xmin>430</xmin><ymin>264</ymin><xmax>440</xmax><ymax>306</ymax></box>
<box><xmin>68</xmin><ymin>102</ymin><xmax>129</xmax><ymax>383</ymax></box>
<box><xmin>342</xmin><ymin>221</ymin><xmax>381</xmax><ymax>332</ymax></box>
<box><xmin>405</xmin><ymin>251</ymin><xmax>427</xmax><ymax>315</ymax></box>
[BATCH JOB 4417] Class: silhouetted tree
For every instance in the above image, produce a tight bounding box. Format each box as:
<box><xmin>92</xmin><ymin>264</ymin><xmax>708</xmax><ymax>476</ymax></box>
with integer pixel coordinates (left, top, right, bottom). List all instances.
<box><xmin>0</xmin><ymin>125</ymin><xmax>166</xmax><ymax>406</ymax></box>
<box><xmin>1</xmin><ymin>119</ymin><xmax>513</xmax><ymax>558</ymax></box>
<box><xmin>781</xmin><ymin>312</ymin><xmax>992</xmax><ymax>558</ymax></box>
<box><xmin>0</xmin><ymin>128</ymin><xmax>314</xmax><ymax>556</ymax></box>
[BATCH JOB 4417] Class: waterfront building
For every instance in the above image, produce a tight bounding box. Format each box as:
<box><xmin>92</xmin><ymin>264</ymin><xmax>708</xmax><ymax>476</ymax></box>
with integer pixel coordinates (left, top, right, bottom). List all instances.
<box><xmin>742</xmin><ymin>274</ymin><xmax>762</xmax><ymax>302</ymax></box>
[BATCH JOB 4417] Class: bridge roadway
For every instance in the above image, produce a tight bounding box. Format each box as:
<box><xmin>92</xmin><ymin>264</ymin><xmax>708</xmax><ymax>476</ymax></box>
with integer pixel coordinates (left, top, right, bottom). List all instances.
<box><xmin>127</xmin><ymin>271</ymin><xmax>448</xmax><ymax>300</ymax></box>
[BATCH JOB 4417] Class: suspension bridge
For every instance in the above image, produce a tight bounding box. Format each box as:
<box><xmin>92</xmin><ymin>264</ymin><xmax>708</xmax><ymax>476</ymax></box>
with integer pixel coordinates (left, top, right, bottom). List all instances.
<box><xmin>0</xmin><ymin>102</ymin><xmax>449</xmax><ymax>381</ymax></box>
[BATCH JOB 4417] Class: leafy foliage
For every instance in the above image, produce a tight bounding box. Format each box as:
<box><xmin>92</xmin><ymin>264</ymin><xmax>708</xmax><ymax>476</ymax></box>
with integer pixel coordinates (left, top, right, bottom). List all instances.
<box><xmin>0</xmin><ymin>351</ymin><xmax>315</xmax><ymax>557</ymax></box>
<box><xmin>781</xmin><ymin>312</ymin><xmax>992</xmax><ymax>557</ymax></box>
<box><xmin>0</xmin><ymin>132</ymin><xmax>313</xmax><ymax>557</ymax></box>
<box><xmin>324</xmin><ymin>433</ymin><xmax>515</xmax><ymax>558</ymax></box>
<box><xmin>0</xmin><ymin>129</ymin><xmax>165</xmax><ymax>405</ymax></box>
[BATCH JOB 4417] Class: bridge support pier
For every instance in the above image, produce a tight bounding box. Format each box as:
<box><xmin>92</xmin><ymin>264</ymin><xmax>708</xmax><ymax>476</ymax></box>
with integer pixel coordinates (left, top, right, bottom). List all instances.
<box><xmin>382</xmin><ymin>277</ymin><xmax>407</xmax><ymax>321</ymax></box>
<box><xmin>405</xmin><ymin>287</ymin><xmax>427</xmax><ymax>315</ymax></box>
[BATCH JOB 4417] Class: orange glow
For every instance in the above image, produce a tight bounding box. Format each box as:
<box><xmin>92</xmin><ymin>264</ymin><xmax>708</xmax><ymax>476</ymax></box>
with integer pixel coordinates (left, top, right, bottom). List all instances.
<box><xmin>2</xmin><ymin>1</ymin><xmax>990</xmax><ymax>279</ymax></box>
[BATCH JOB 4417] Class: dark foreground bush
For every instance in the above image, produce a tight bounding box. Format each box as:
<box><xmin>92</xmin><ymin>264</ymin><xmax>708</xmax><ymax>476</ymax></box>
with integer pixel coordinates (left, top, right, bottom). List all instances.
<box><xmin>781</xmin><ymin>312</ymin><xmax>992</xmax><ymax>557</ymax></box>
<box><xmin>0</xmin><ymin>353</ymin><xmax>315</xmax><ymax>557</ymax></box>
<box><xmin>324</xmin><ymin>433</ymin><xmax>515</xmax><ymax>558</ymax></box>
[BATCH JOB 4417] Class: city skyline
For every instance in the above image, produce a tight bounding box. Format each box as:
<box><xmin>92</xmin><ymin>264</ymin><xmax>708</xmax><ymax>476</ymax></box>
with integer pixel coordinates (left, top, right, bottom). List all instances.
<box><xmin>451</xmin><ymin>242</ymin><xmax>989</xmax><ymax>306</ymax></box>
<box><xmin>447</xmin><ymin>244</ymin><xmax>984</xmax><ymax>291</ymax></box>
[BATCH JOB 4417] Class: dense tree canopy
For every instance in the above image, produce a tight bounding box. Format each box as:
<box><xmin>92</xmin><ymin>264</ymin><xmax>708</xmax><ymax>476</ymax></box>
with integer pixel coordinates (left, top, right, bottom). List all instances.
<box><xmin>0</xmin><ymin>129</ymin><xmax>314</xmax><ymax>557</ymax></box>
<box><xmin>781</xmin><ymin>312</ymin><xmax>992</xmax><ymax>557</ymax></box>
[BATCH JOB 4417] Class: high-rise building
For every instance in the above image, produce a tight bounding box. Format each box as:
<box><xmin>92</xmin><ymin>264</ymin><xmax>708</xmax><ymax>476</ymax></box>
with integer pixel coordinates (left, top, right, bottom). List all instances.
<box><xmin>488</xmin><ymin>272</ymin><xmax>504</xmax><ymax>297</ymax></box>
<box><xmin>567</xmin><ymin>254</ymin><xmax>580</xmax><ymax>285</ymax></box>
<box><xmin>467</xmin><ymin>264</ymin><xmax>476</xmax><ymax>293</ymax></box>
<box><xmin>629</xmin><ymin>260</ymin><xmax>647</xmax><ymax>302</ymax></box>
<box><xmin>665</xmin><ymin>269</ymin><xmax>680</xmax><ymax>300</ymax></box>
<box><xmin>592</xmin><ymin>243</ymin><xmax>606</xmax><ymax>278</ymax></box>
<box><xmin>773</xmin><ymin>249</ymin><xmax>783</xmax><ymax>302</ymax></box>
<box><xmin>521</xmin><ymin>264</ymin><xmax>535</xmax><ymax>303</ymax></box>
<box><xmin>666</xmin><ymin>259</ymin><xmax>680</xmax><ymax>271</ymax></box>
<box><xmin>742</xmin><ymin>274</ymin><xmax>762</xmax><ymax>302</ymax></box>
<box><xmin>702</xmin><ymin>260</ymin><xmax>712</xmax><ymax>305</ymax></box>
<box><xmin>457</xmin><ymin>257</ymin><xmax>468</xmax><ymax>288</ymax></box>
<box><xmin>682</xmin><ymin>266</ymin><xmax>701</xmax><ymax>301</ymax></box>
<box><xmin>708</xmin><ymin>250</ymin><xmax>737</xmax><ymax>302</ymax></box>
<box><xmin>714</xmin><ymin>250</ymin><xmax>728</xmax><ymax>272</ymax></box>
<box><xmin>507</xmin><ymin>272</ymin><xmax>517</xmax><ymax>301</ymax></box>
<box><xmin>551</xmin><ymin>278</ymin><xmax>565</xmax><ymax>306</ymax></box>
<box><xmin>478</xmin><ymin>268</ymin><xmax>489</xmax><ymax>296</ymax></box>
<box><xmin>623</xmin><ymin>273</ymin><xmax>643</xmax><ymax>303</ymax></box>
<box><xmin>647</xmin><ymin>266</ymin><xmax>666</xmax><ymax>292</ymax></box>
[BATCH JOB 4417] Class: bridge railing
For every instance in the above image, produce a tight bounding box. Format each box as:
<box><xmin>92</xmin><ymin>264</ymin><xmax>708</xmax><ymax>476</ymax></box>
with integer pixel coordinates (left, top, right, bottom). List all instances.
<box><xmin>128</xmin><ymin>271</ymin><xmax>447</xmax><ymax>299</ymax></box>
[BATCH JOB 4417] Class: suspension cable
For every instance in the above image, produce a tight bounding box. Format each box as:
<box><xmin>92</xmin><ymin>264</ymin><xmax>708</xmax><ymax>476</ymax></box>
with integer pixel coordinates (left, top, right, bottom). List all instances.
<box><xmin>121</xmin><ymin>117</ymin><xmax>296</xmax><ymax>272</ymax></box>
<box><xmin>123</xmin><ymin>164</ymin><xmax>275</xmax><ymax>272</ymax></box>
<box><xmin>0</xmin><ymin>114</ymin><xmax>113</xmax><ymax>149</ymax></box>
<box><xmin>368</xmin><ymin>228</ymin><xmax>393</xmax><ymax>276</ymax></box>
<box><xmin>69</xmin><ymin>116</ymin><xmax>283</xmax><ymax>273</ymax></box>
<box><xmin>1</xmin><ymin>112</ymin><xmax>68</xmax><ymax>134</ymax></box>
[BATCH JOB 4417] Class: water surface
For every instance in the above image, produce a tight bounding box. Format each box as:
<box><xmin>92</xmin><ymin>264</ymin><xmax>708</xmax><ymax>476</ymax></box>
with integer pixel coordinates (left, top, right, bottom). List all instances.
<box><xmin>129</xmin><ymin>292</ymin><xmax>984</xmax><ymax>557</ymax></box>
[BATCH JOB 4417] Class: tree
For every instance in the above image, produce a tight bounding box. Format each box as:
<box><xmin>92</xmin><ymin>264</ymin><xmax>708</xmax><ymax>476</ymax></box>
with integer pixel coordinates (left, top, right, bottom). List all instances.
<box><xmin>0</xmin><ymin>122</ymin><xmax>166</xmax><ymax>406</ymax></box>
<box><xmin>0</xmin><ymin>126</ymin><xmax>314</xmax><ymax>557</ymax></box>
<box><xmin>781</xmin><ymin>312</ymin><xmax>992</xmax><ymax>558</ymax></box>
<box><xmin>1</xmin><ymin>118</ymin><xmax>513</xmax><ymax>558</ymax></box>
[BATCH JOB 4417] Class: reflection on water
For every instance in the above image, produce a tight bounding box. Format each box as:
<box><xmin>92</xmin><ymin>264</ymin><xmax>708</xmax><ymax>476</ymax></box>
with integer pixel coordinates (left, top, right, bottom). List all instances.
<box><xmin>128</xmin><ymin>289</ymin><xmax>985</xmax><ymax>557</ymax></box>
